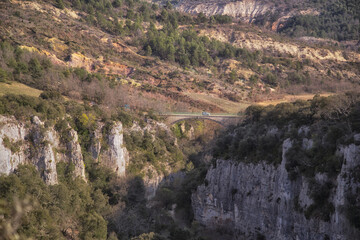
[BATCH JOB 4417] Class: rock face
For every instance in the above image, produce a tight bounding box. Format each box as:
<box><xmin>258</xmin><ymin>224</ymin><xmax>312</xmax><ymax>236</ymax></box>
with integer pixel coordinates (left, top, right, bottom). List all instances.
<box><xmin>66</xmin><ymin>129</ymin><xmax>86</xmax><ymax>180</ymax></box>
<box><xmin>192</xmin><ymin>139</ymin><xmax>360</xmax><ymax>239</ymax></box>
<box><xmin>176</xmin><ymin>0</ymin><xmax>272</xmax><ymax>23</ymax></box>
<box><xmin>101</xmin><ymin>122</ymin><xmax>129</xmax><ymax>176</ymax></box>
<box><xmin>142</xmin><ymin>165</ymin><xmax>164</xmax><ymax>200</ymax></box>
<box><xmin>89</xmin><ymin>122</ymin><xmax>129</xmax><ymax>177</ymax></box>
<box><xmin>30</xmin><ymin>116</ymin><xmax>59</xmax><ymax>185</ymax></box>
<box><xmin>0</xmin><ymin>116</ymin><xmax>130</xmax><ymax>183</ymax></box>
<box><xmin>0</xmin><ymin>116</ymin><xmax>60</xmax><ymax>184</ymax></box>
<box><xmin>0</xmin><ymin>116</ymin><xmax>28</xmax><ymax>176</ymax></box>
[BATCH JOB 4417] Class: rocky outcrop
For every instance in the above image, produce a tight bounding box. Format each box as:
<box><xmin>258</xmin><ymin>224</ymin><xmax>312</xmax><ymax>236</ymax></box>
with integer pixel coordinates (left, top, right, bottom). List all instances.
<box><xmin>142</xmin><ymin>165</ymin><xmax>164</xmax><ymax>200</ymax></box>
<box><xmin>66</xmin><ymin>129</ymin><xmax>86</xmax><ymax>180</ymax></box>
<box><xmin>0</xmin><ymin>116</ymin><xmax>90</xmax><ymax>184</ymax></box>
<box><xmin>101</xmin><ymin>122</ymin><xmax>129</xmax><ymax>176</ymax></box>
<box><xmin>0</xmin><ymin>115</ymin><xmax>131</xmax><ymax>183</ymax></box>
<box><xmin>30</xmin><ymin>116</ymin><xmax>59</xmax><ymax>185</ymax></box>
<box><xmin>0</xmin><ymin>116</ymin><xmax>28</xmax><ymax>176</ymax></box>
<box><xmin>89</xmin><ymin>122</ymin><xmax>129</xmax><ymax>177</ymax></box>
<box><xmin>176</xmin><ymin>0</ymin><xmax>272</xmax><ymax>23</ymax></box>
<box><xmin>89</xmin><ymin>122</ymin><xmax>103</xmax><ymax>161</ymax></box>
<box><xmin>0</xmin><ymin>116</ymin><xmax>60</xmax><ymax>184</ymax></box>
<box><xmin>192</xmin><ymin>137</ymin><xmax>360</xmax><ymax>239</ymax></box>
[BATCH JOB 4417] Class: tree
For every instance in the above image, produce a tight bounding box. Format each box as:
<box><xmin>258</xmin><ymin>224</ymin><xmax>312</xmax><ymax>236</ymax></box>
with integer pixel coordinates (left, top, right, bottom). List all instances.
<box><xmin>264</xmin><ymin>73</ymin><xmax>277</xmax><ymax>86</ymax></box>
<box><xmin>228</xmin><ymin>69</ymin><xmax>237</xmax><ymax>84</ymax></box>
<box><xmin>166</xmin><ymin>44</ymin><xmax>175</xmax><ymax>62</ymax></box>
<box><xmin>145</xmin><ymin>45</ymin><xmax>152</xmax><ymax>56</ymax></box>
<box><xmin>113</xmin><ymin>0</ymin><xmax>122</xmax><ymax>8</ymax></box>
<box><xmin>0</xmin><ymin>67</ymin><xmax>8</xmax><ymax>82</ymax></box>
<box><xmin>160</xmin><ymin>9</ymin><xmax>168</xmax><ymax>22</ymax></box>
<box><xmin>28</xmin><ymin>58</ymin><xmax>43</xmax><ymax>79</ymax></box>
<box><xmin>165</xmin><ymin>1</ymin><xmax>173</xmax><ymax>10</ymax></box>
<box><xmin>55</xmin><ymin>0</ymin><xmax>64</xmax><ymax>9</ymax></box>
<box><xmin>197</xmin><ymin>12</ymin><xmax>207</xmax><ymax>24</ymax></box>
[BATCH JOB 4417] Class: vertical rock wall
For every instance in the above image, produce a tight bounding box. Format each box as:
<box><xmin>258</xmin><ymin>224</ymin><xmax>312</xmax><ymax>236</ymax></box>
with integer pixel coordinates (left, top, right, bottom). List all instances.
<box><xmin>0</xmin><ymin>116</ymin><xmax>28</xmax><ymax>175</ymax></box>
<box><xmin>90</xmin><ymin>122</ymin><xmax>129</xmax><ymax>177</ymax></box>
<box><xmin>192</xmin><ymin>138</ymin><xmax>360</xmax><ymax>239</ymax></box>
<box><xmin>0</xmin><ymin>116</ymin><xmax>129</xmax><ymax>183</ymax></box>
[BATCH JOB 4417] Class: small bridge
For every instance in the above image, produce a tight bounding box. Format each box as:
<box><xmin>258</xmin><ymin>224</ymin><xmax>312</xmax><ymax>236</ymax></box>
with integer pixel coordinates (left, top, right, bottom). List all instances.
<box><xmin>159</xmin><ymin>113</ymin><xmax>244</xmax><ymax>127</ymax></box>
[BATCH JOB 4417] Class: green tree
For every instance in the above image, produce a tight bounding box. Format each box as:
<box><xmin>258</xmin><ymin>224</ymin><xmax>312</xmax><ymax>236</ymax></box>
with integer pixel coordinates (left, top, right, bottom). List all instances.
<box><xmin>113</xmin><ymin>0</ymin><xmax>122</xmax><ymax>8</ymax></box>
<box><xmin>228</xmin><ymin>69</ymin><xmax>237</xmax><ymax>84</ymax></box>
<box><xmin>28</xmin><ymin>58</ymin><xmax>43</xmax><ymax>79</ymax></box>
<box><xmin>0</xmin><ymin>67</ymin><xmax>8</xmax><ymax>82</ymax></box>
<box><xmin>145</xmin><ymin>45</ymin><xmax>152</xmax><ymax>56</ymax></box>
<box><xmin>55</xmin><ymin>0</ymin><xmax>65</xmax><ymax>9</ymax></box>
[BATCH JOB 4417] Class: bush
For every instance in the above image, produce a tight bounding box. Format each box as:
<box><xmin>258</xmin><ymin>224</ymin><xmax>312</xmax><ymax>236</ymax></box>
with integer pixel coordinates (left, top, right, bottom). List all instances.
<box><xmin>263</xmin><ymin>73</ymin><xmax>277</xmax><ymax>86</ymax></box>
<box><xmin>2</xmin><ymin>136</ymin><xmax>22</xmax><ymax>153</ymax></box>
<box><xmin>40</xmin><ymin>90</ymin><xmax>64</xmax><ymax>101</ymax></box>
<box><xmin>0</xmin><ymin>67</ymin><xmax>8</xmax><ymax>82</ymax></box>
<box><xmin>0</xmin><ymin>164</ymin><xmax>110</xmax><ymax>239</ymax></box>
<box><xmin>55</xmin><ymin>0</ymin><xmax>65</xmax><ymax>9</ymax></box>
<box><xmin>28</xmin><ymin>58</ymin><xmax>43</xmax><ymax>79</ymax></box>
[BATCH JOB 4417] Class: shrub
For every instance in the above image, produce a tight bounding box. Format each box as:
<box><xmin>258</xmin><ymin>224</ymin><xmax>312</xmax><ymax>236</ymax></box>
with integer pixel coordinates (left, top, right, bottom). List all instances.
<box><xmin>0</xmin><ymin>164</ymin><xmax>112</xmax><ymax>239</ymax></box>
<box><xmin>263</xmin><ymin>73</ymin><xmax>278</xmax><ymax>86</ymax></box>
<box><xmin>40</xmin><ymin>90</ymin><xmax>64</xmax><ymax>102</ymax></box>
<box><xmin>2</xmin><ymin>135</ymin><xmax>22</xmax><ymax>153</ymax></box>
<box><xmin>0</xmin><ymin>67</ymin><xmax>8</xmax><ymax>82</ymax></box>
<box><xmin>55</xmin><ymin>0</ymin><xmax>65</xmax><ymax>9</ymax></box>
<box><xmin>28</xmin><ymin>58</ymin><xmax>43</xmax><ymax>79</ymax></box>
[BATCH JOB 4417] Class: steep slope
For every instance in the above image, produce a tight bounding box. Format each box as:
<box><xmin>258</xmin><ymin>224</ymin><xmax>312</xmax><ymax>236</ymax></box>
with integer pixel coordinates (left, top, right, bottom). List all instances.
<box><xmin>176</xmin><ymin>0</ymin><xmax>272</xmax><ymax>22</ymax></box>
<box><xmin>192</xmin><ymin>93</ymin><xmax>360</xmax><ymax>239</ymax></box>
<box><xmin>1</xmin><ymin>0</ymin><xmax>359</xmax><ymax>114</ymax></box>
<box><xmin>174</xmin><ymin>0</ymin><xmax>360</xmax><ymax>41</ymax></box>
<box><xmin>0</xmin><ymin>92</ymin><xmax>192</xmax><ymax>239</ymax></box>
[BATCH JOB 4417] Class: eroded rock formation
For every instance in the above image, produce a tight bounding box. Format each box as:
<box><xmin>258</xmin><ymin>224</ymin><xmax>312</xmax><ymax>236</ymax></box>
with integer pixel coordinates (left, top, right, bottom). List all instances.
<box><xmin>176</xmin><ymin>0</ymin><xmax>272</xmax><ymax>23</ymax></box>
<box><xmin>192</xmin><ymin>136</ymin><xmax>360</xmax><ymax>239</ymax></box>
<box><xmin>0</xmin><ymin>115</ymin><xmax>129</xmax><ymax>184</ymax></box>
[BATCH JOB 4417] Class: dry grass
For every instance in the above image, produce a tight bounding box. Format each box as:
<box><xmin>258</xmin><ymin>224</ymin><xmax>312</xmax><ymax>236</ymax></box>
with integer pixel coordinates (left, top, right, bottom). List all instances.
<box><xmin>184</xmin><ymin>92</ymin><xmax>250</xmax><ymax>113</ymax></box>
<box><xmin>0</xmin><ymin>81</ymin><xmax>43</xmax><ymax>97</ymax></box>
<box><xmin>184</xmin><ymin>92</ymin><xmax>335</xmax><ymax>113</ymax></box>
<box><xmin>256</xmin><ymin>93</ymin><xmax>334</xmax><ymax>106</ymax></box>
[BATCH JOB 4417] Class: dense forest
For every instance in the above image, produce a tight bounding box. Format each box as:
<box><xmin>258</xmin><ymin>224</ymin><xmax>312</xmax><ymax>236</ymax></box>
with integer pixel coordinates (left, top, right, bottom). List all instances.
<box><xmin>279</xmin><ymin>0</ymin><xmax>360</xmax><ymax>41</ymax></box>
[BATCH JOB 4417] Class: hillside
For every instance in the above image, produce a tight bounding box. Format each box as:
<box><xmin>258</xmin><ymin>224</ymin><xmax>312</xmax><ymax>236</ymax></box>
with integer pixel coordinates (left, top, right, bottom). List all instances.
<box><xmin>195</xmin><ymin>93</ymin><xmax>360</xmax><ymax>239</ymax></box>
<box><xmin>1</xmin><ymin>0</ymin><xmax>360</xmax><ymax>239</ymax></box>
<box><xmin>0</xmin><ymin>0</ymin><xmax>359</xmax><ymax>114</ymax></box>
<box><xmin>172</xmin><ymin>0</ymin><xmax>360</xmax><ymax>42</ymax></box>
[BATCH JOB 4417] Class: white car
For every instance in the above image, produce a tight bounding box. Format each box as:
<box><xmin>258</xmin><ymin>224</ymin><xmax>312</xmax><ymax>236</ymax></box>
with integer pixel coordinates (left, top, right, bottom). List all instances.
<box><xmin>202</xmin><ymin>111</ymin><xmax>211</xmax><ymax>116</ymax></box>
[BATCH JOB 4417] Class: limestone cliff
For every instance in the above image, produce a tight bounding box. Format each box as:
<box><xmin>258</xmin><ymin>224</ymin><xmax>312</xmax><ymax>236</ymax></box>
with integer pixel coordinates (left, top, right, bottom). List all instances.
<box><xmin>90</xmin><ymin>122</ymin><xmax>129</xmax><ymax>176</ymax></box>
<box><xmin>30</xmin><ymin>116</ymin><xmax>59</xmax><ymax>185</ymax></box>
<box><xmin>0</xmin><ymin>115</ymin><xmax>129</xmax><ymax>183</ymax></box>
<box><xmin>66</xmin><ymin>129</ymin><xmax>86</xmax><ymax>180</ymax></box>
<box><xmin>192</xmin><ymin>136</ymin><xmax>360</xmax><ymax>239</ymax></box>
<box><xmin>0</xmin><ymin>116</ymin><xmax>62</xmax><ymax>184</ymax></box>
<box><xmin>176</xmin><ymin>0</ymin><xmax>272</xmax><ymax>23</ymax></box>
<box><xmin>0</xmin><ymin>116</ymin><xmax>29</xmax><ymax>178</ymax></box>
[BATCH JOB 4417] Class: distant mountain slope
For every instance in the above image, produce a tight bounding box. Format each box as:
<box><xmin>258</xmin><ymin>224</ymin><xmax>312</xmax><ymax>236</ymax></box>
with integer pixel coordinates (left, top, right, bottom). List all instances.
<box><xmin>172</xmin><ymin>0</ymin><xmax>360</xmax><ymax>41</ymax></box>
<box><xmin>0</xmin><ymin>0</ymin><xmax>359</xmax><ymax>114</ymax></box>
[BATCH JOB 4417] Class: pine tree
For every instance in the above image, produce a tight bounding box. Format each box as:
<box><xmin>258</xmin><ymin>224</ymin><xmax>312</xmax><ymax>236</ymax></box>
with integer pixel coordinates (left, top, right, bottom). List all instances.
<box><xmin>113</xmin><ymin>0</ymin><xmax>122</xmax><ymax>8</ymax></box>
<box><xmin>55</xmin><ymin>0</ymin><xmax>65</xmax><ymax>9</ymax></box>
<box><xmin>146</xmin><ymin>45</ymin><xmax>152</xmax><ymax>56</ymax></box>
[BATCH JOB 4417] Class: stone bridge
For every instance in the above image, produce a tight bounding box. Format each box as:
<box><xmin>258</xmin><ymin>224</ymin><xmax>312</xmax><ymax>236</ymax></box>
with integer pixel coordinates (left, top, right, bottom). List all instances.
<box><xmin>159</xmin><ymin>113</ymin><xmax>244</xmax><ymax>127</ymax></box>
